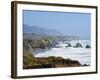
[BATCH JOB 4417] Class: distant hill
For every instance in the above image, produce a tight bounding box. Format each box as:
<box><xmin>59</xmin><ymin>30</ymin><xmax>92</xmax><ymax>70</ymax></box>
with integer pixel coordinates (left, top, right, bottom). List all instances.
<box><xmin>23</xmin><ymin>24</ymin><xmax>81</xmax><ymax>40</ymax></box>
<box><xmin>23</xmin><ymin>24</ymin><xmax>62</xmax><ymax>36</ymax></box>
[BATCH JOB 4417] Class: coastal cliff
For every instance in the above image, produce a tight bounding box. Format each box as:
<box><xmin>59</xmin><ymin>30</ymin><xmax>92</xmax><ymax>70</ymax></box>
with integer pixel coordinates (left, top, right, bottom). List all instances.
<box><xmin>23</xmin><ymin>53</ymin><xmax>82</xmax><ymax>69</ymax></box>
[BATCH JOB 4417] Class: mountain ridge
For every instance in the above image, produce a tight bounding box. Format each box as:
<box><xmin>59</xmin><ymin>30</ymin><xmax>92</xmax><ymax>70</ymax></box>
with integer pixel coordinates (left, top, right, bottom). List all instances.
<box><xmin>23</xmin><ymin>24</ymin><xmax>62</xmax><ymax>36</ymax></box>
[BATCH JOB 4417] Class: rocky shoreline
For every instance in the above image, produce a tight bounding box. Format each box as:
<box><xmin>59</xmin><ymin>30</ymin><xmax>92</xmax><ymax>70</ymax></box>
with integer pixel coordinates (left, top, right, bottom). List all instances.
<box><xmin>23</xmin><ymin>53</ymin><xmax>88</xmax><ymax>69</ymax></box>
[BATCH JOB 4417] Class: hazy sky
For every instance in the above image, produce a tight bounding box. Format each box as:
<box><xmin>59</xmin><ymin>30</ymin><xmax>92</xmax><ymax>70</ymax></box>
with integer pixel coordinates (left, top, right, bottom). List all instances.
<box><xmin>23</xmin><ymin>10</ymin><xmax>91</xmax><ymax>39</ymax></box>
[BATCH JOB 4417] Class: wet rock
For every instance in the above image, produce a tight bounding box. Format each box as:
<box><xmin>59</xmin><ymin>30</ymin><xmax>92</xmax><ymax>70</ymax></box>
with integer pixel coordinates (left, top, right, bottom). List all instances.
<box><xmin>74</xmin><ymin>42</ymin><xmax>83</xmax><ymax>48</ymax></box>
<box><xmin>85</xmin><ymin>45</ymin><xmax>91</xmax><ymax>48</ymax></box>
<box><xmin>67</xmin><ymin>43</ymin><xmax>72</xmax><ymax>47</ymax></box>
<box><xmin>83</xmin><ymin>64</ymin><xmax>89</xmax><ymax>66</ymax></box>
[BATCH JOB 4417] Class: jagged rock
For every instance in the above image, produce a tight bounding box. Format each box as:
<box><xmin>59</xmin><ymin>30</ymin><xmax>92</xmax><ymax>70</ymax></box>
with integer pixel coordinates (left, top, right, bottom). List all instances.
<box><xmin>83</xmin><ymin>64</ymin><xmax>89</xmax><ymax>66</ymax></box>
<box><xmin>66</xmin><ymin>43</ymin><xmax>72</xmax><ymax>47</ymax></box>
<box><xmin>68</xmin><ymin>43</ymin><xmax>72</xmax><ymax>47</ymax></box>
<box><xmin>85</xmin><ymin>45</ymin><xmax>91</xmax><ymax>48</ymax></box>
<box><xmin>74</xmin><ymin>42</ymin><xmax>83</xmax><ymax>48</ymax></box>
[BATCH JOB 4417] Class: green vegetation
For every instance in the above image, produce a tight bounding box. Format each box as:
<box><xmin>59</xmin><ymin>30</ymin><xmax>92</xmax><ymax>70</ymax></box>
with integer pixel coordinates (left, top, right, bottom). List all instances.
<box><xmin>23</xmin><ymin>52</ymin><xmax>82</xmax><ymax>69</ymax></box>
<box><xmin>23</xmin><ymin>38</ymin><xmax>89</xmax><ymax>69</ymax></box>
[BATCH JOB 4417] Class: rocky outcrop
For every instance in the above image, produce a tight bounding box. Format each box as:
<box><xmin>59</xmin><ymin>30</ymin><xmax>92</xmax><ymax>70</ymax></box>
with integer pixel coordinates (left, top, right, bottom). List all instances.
<box><xmin>23</xmin><ymin>39</ymin><xmax>54</xmax><ymax>52</ymax></box>
<box><xmin>66</xmin><ymin>43</ymin><xmax>72</xmax><ymax>47</ymax></box>
<box><xmin>23</xmin><ymin>55</ymin><xmax>82</xmax><ymax>69</ymax></box>
<box><xmin>85</xmin><ymin>45</ymin><xmax>91</xmax><ymax>48</ymax></box>
<box><xmin>73</xmin><ymin>42</ymin><xmax>83</xmax><ymax>48</ymax></box>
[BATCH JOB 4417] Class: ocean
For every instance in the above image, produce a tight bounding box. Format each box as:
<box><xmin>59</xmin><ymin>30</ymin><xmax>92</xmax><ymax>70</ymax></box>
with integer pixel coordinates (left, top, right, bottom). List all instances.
<box><xmin>34</xmin><ymin>40</ymin><xmax>91</xmax><ymax>65</ymax></box>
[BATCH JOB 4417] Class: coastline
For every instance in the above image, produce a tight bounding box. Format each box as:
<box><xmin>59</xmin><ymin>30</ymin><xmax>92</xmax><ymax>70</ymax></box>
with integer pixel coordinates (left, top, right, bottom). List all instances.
<box><xmin>23</xmin><ymin>53</ymin><xmax>89</xmax><ymax>69</ymax></box>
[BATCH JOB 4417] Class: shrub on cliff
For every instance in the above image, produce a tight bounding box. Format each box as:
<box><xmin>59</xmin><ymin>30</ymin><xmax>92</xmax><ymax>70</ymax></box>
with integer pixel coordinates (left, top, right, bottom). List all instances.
<box><xmin>23</xmin><ymin>55</ymin><xmax>82</xmax><ymax>69</ymax></box>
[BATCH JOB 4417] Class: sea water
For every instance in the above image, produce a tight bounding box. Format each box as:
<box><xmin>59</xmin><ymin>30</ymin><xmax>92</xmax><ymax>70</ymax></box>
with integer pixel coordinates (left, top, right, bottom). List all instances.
<box><xmin>34</xmin><ymin>40</ymin><xmax>91</xmax><ymax>65</ymax></box>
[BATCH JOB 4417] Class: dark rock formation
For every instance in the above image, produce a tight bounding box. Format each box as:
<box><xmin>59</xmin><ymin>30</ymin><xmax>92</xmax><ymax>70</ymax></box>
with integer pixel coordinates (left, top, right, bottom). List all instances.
<box><xmin>74</xmin><ymin>42</ymin><xmax>83</xmax><ymax>48</ymax></box>
<box><xmin>85</xmin><ymin>45</ymin><xmax>91</xmax><ymax>48</ymax></box>
<box><xmin>66</xmin><ymin>43</ymin><xmax>72</xmax><ymax>47</ymax></box>
<box><xmin>83</xmin><ymin>64</ymin><xmax>89</xmax><ymax>66</ymax></box>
